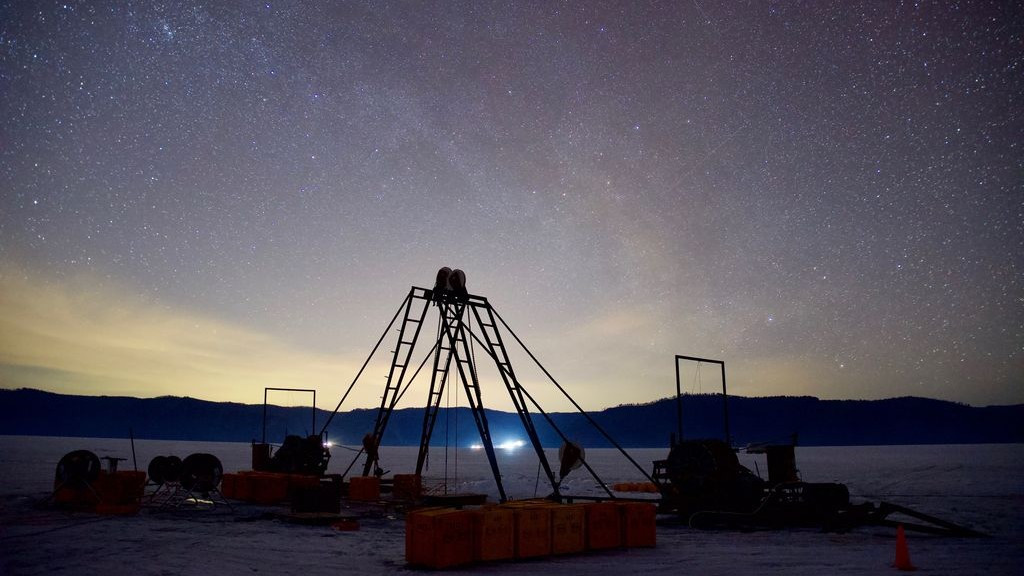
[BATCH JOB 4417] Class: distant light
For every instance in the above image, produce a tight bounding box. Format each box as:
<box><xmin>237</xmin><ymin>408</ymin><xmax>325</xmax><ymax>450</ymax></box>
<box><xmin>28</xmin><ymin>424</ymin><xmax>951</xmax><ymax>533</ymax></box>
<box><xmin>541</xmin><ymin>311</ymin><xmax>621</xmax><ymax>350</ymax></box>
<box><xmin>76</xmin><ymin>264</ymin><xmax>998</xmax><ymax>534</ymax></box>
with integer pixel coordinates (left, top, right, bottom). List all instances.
<box><xmin>496</xmin><ymin>439</ymin><xmax>526</xmax><ymax>451</ymax></box>
<box><xmin>323</xmin><ymin>441</ymin><xmax>333</xmax><ymax>448</ymax></box>
<box><xmin>470</xmin><ymin>440</ymin><xmax>525</xmax><ymax>451</ymax></box>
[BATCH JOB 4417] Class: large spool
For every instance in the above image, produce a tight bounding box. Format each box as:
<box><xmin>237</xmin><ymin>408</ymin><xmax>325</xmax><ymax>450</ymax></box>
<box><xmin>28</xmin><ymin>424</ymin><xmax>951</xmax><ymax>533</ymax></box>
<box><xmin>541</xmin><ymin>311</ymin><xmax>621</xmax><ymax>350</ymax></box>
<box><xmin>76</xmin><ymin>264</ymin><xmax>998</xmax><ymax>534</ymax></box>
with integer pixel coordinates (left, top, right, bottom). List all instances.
<box><xmin>448</xmin><ymin>268</ymin><xmax>466</xmax><ymax>292</ymax></box>
<box><xmin>180</xmin><ymin>453</ymin><xmax>223</xmax><ymax>494</ymax></box>
<box><xmin>55</xmin><ymin>450</ymin><xmax>101</xmax><ymax>487</ymax></box>
<box><xmin>432</xmin><ymin>266</ymin><xmax>468</xmax><ymax>301</ymax></box>
<box><xmin>147</xmin><ymin>455</ymin><xmax>183</xmax><ymax>485</ymax></box>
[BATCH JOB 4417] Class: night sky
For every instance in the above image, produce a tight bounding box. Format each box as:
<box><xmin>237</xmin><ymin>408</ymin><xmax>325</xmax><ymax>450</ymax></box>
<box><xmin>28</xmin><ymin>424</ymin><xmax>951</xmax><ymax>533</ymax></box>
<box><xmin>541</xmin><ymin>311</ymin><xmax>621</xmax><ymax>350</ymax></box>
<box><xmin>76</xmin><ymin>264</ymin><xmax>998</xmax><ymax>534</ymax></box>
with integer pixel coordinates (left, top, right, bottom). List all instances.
<box><xmin>1</xmin><ymin>1</ymin><xmax>1021</xmax><ymax>412</ymax></box>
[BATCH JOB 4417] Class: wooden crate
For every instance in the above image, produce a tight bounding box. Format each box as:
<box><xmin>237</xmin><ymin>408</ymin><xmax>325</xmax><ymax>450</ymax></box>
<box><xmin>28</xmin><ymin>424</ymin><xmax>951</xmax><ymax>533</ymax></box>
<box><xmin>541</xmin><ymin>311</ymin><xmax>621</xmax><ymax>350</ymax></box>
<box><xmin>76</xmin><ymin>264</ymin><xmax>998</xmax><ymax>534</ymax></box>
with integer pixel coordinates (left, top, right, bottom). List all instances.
<box><xmin>469</xmin><ymin>506</ymin><xmax>514</xmax><ymax>562</ymax></box>
<box><xmin>246</xmin><ymin>472</ymin><xmax>289</xmax><ymax>504</ymax></box>
<box><xmin>619</xmin><ymin>502</ymin><xmax>657</xmax><ymax>547</ymax></box>
<box><xmin>406</xmin><ymin>508</ymin><xmax>474</xmax><ymax>569</ymax></box>
<box><xmin>220</xmin><ymin>472</ymin><xmax>240</xmax><ymax>499</ymax></box>
<box><xmin>550</xmin><ymin>504</ymin><xmax>586</xmax><ymax>555</ymax></box>
<box><xmin>510</xmin><ymin>505</ymin><xmax>552</xmax><ymax>559</ymax></box>
<box><xmin>348</xmin><ymin>476</ymin><xmax>381</xmax><ymax>501</ymax></box>
<box><xmin>585</xmin><ymin>501</ymin><xmax>622</xmax><ymax>550</ymax></box>
<box><xmin>94</xmin><ymin>471</ymin><xmax>146</xmax><ymax>504</ymax></box>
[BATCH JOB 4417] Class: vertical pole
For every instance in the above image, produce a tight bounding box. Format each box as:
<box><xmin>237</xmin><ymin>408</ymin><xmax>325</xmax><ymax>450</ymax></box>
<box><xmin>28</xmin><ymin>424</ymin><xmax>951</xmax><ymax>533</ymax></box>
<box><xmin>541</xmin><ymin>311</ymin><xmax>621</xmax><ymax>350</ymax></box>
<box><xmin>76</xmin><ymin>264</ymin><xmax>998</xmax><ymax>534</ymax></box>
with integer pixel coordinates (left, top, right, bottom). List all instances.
<box><xmin>674</xmin><ymin>356</ymin><xmax>683</xmax><ymax>442</ymax></box>
<box><xmin>312</xmin><ymin>390</ymin><xmax>316</xmax><ymax>437</ymax></box>
<box><xmin>262</xmin><ymin>388</ymin><xmax>268</xmax><ymax>444</ymax></box>
<box><xmin>130</xmin><ymin>428</ymin><xmax>137</xmax><ymax>472</ymax></box>
<box><xmin>721</xmin><ymin>362</ymin><xmax>731</xmax><ymax>446</ymax></box>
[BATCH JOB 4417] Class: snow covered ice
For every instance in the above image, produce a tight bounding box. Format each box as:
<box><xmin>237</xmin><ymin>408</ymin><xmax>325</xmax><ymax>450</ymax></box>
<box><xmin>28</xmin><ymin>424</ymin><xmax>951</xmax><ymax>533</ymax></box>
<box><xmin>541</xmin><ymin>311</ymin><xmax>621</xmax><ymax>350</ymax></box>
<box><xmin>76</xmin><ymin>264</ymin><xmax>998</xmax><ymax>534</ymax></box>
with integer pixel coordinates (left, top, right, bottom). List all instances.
<box><xmin>1</xmin><ymin>437</ymin><xmax>1021</xmax><ymax>575</ymax></box>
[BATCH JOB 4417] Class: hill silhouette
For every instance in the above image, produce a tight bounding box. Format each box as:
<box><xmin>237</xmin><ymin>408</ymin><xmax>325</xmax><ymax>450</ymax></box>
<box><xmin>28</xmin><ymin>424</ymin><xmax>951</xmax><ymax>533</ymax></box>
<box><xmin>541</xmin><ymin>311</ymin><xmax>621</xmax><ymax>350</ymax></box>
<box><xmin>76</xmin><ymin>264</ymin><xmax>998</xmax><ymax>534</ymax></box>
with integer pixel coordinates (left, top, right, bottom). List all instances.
<box><xmin>0</xmin><ymin>388</ymin><xmax>1020</xmax><ymax>447</ymax></box>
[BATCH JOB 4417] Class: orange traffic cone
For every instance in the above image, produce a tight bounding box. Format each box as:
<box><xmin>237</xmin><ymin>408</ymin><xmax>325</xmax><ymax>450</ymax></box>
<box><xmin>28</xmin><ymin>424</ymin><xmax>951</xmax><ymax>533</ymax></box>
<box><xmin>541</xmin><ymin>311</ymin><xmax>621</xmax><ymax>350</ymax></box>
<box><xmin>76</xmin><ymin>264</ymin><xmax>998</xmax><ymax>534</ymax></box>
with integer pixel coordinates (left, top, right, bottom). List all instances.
<box><xmin>893</xmin><ymin>524</ymin><xmax>916</xmax><ymax>571</ymax></box>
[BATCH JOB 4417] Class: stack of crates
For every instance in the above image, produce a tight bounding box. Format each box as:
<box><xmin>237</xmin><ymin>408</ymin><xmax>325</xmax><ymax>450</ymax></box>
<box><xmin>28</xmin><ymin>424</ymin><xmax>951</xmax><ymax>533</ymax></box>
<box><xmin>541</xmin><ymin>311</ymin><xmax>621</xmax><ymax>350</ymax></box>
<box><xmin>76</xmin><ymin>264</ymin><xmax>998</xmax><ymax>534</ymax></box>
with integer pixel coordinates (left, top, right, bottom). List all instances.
<box><xmin>405</xmin><ymin>499</ymin><xmax>656</xmax><ymax>569</ymax></box>
<box><xmin>220</xmin><ymin>471</ymin><xmax>320</xmax><ymax>505</ymax></box>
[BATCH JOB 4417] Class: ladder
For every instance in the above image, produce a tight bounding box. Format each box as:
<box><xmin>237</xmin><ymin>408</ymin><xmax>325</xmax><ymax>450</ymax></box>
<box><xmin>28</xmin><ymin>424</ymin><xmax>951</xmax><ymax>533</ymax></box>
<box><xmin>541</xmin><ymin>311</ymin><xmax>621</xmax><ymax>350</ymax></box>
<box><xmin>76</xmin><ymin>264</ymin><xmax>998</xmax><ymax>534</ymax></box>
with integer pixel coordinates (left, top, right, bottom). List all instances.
<box><xmin>471</xmin><ymin>302</ymin><xmax>558</xmax><ymax>493</ymax></box>
<box><xmin>362</xmin><ymin>287</ymin><xmax>553</xmax><ymax>502</ymax></box>
<box><xmin>361</xmin><ymin>288</ymin><xmax>430</xmax><ymax>477</ymax></box>
<box><xmin>414</xmin><ymin>301</ymin><xmax>464</xmax><ymax>474</ymax></box>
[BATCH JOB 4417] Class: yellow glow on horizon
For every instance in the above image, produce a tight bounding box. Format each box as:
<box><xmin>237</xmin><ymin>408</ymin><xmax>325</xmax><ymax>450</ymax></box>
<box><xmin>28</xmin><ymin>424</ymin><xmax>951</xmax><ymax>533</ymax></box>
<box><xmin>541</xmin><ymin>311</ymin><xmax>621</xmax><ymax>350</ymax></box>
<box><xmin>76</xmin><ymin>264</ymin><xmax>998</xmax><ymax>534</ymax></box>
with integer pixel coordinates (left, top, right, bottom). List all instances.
<box><xmin>0</xmin><ymin>263</ymin><xmax>359</xmax><ymax>406</ymax></box>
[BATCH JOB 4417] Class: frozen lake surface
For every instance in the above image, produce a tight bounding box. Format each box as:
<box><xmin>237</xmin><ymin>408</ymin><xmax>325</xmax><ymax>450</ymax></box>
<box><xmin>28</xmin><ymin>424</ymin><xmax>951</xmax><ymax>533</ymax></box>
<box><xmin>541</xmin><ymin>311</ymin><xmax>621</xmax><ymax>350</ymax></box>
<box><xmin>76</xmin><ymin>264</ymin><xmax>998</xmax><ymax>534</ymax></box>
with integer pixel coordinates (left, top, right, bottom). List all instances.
<box><xmin>1</xmin><ymin>436</ymin><xmax>1022</xmax><ymax>575</ymax></box>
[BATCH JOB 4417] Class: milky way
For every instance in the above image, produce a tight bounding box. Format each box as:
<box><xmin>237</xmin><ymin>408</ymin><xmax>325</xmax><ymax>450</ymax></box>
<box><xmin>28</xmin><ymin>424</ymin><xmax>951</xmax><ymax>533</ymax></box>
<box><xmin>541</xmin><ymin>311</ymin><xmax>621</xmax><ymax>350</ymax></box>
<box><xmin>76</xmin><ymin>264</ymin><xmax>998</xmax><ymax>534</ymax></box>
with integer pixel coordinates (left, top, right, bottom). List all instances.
<box><xmin>1</xmin><ymin>1</ymin><xmax>1021</xmax><ymax>410</ymax></box>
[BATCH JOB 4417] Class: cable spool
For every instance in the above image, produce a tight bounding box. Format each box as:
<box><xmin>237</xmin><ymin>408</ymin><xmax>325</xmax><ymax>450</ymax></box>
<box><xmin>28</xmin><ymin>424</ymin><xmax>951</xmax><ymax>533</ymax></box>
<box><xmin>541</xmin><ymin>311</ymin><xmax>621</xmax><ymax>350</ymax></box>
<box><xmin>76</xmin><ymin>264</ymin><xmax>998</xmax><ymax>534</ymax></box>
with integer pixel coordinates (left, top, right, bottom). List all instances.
<box><xmin>434</xmin><ymin>267</ymin><xmax>452</xmax><ymax>291</ymax></box>
<box><xmin>147</xmin><ymin>455</ymin><xmax>184</xmax><ymax>485</ymax></box>
<box><xmin>163</xmin><ymin>455</ymin><xmax>183</xmax><ymax>483</ymax></box>
<box><xmin>55</xmin><ymin>450</ymin><xmax>101</xmax><ymax>487</ymax></box>
<box><xmin>431</xmin><ymin>267</ymin><xmax>468</xmax><ymax>302</ymax></box>
<box><xmin>449</xmin><ymin>269</ymin><xmax>466</xmax><ymax>292</ymax></box>
<box><xmin>180</xmin><ymin>453</ymin><xmax>223</xmax><ymax>494</ymax></box>
<box><xmin>148</xmin><ymin>456</ymin><xmax>167</xmax><ymax>484</ymax></box>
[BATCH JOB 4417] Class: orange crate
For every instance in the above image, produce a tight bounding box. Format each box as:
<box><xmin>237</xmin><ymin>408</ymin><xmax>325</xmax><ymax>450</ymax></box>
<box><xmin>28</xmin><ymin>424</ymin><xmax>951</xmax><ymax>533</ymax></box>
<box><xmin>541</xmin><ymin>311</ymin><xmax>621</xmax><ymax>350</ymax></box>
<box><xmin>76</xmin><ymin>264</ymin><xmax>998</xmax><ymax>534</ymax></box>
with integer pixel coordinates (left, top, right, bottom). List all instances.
<box><xmin>406</xmin><ymin>508</ymin><xmax>473</xmax><ymax>569</ymax></box>
<box><xmin>232</xmin><ymin>472</ymin><xmax>252</xmax><ymax>501</ymax></box>
<box><xmin>550</xmin><ymin>504</ymin><xmax>586</xmax><ymax>555</ymax></box>
<box><xmin>247</xmin><ymin>472</ymin><xmax>289</xmax><ymax>504</ymax></box>
<box><xmin>348</xmin><ymin>476</ymin><xmax>381</xmax><ymax>501</ymax></box>
<box><xmin>220</xmin><ymin>473</ymin><xmax>239</xmax><ymax>499</ymax></box>
<box><xmin>286</xmin><ymin>473</ymin><xmax>321</xmax><ymax>496</ymax></box>
<box><xmin>469</xmin><ymin>506</ymin><xmax>514</xmax><ymax>562</ymax></box>
<box><xmin>585</xmin><ymin>502</ymin><xmax>622</xmax><ymax>550</ymax></box>
<box><xmin>511</xmin><ymin>505</ymin><xmax>552</xmax><ymax>559</ymax></box>
<box><xmin>619</xmin><ymin>502</ymin><xmax>657</xmax><ymax>548</ymax></box>
<box><xmin>94</xmin><ymin>471</ymin><xmax>146</xmax><ymax>504</ymax></box>
<box><xmin>392</xmin><ymin>474</ymin><xmax>422</xmax><ymax>500</ymax></box>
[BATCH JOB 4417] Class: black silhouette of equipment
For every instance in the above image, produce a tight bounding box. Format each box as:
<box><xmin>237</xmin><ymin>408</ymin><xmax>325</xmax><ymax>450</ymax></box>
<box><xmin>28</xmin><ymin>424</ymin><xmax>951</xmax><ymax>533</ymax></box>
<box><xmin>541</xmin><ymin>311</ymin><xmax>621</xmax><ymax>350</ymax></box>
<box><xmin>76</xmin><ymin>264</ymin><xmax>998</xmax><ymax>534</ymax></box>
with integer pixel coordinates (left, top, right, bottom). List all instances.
<box><xmin>56</xmin><ymin>450</ymin><xmax>102</xmax><ymax>487</ymax></box>
<box><xmin>147</xmin><ymin>455</ymin><xmax>183</xmax><ymax>486</ymax></box>
<box><xmin>148</xmin><ymin>452</ymin><xmax>230</xmax><ymax>510</ymax></box>
<box><xmin>319</xmin><ymin>267</ymin><xmax>656</xmax><ymax>503</ymax></box>
<box><xmin>253</xmin><ymin>387</ymin><xmax>330</xmax><ymax>476</ymax></box>
<box><xmin>654</xmin><ymin>354</ymin><xmax>986</xmax><ymax>536</ymax></box>
<box><xmin>51</xmin><ymin>449</ymin><xmax>102</xmax><ymax>504</ymax></box>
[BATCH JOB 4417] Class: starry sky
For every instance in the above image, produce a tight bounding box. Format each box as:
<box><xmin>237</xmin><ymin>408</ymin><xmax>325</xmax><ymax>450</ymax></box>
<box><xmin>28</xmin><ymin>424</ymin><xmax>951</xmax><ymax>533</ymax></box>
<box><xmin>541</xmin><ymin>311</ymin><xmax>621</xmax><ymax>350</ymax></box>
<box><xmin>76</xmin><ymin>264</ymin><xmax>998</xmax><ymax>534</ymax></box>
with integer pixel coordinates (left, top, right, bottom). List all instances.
<box><xmin>1</xmin><ymin>1</ymin><xmax>1021</xmax><ymax>413</ymax></box>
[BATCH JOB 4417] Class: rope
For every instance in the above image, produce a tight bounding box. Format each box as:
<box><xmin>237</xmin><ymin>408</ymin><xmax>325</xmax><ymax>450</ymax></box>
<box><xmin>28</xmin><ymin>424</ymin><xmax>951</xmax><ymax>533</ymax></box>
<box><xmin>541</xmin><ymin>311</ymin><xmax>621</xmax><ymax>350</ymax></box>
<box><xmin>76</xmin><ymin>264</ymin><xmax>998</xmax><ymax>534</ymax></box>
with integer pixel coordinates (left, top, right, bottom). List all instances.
<box><xmin>534</xmin><ymin>460</ymin><xmax>542</xmax><ymax>498</ymax></box>
<box><xmin>444</xmin><ymin>365</ymin><xmax>450</xmax><ymax>495</ymax></box>
<box><xmin>320</xmin><ymin>291</ymin><xmax>410</xmax><ymax>435</ymax></box>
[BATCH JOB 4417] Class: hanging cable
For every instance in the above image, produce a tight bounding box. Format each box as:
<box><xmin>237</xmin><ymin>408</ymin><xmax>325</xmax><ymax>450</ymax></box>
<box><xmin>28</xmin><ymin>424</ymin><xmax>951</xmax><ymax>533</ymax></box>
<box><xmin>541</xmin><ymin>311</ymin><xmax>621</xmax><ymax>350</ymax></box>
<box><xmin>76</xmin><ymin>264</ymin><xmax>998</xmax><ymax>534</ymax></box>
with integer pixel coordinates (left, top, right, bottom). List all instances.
<box><xmin>534</xmin><ymin>461</ymin><xmax>542</xmax><ymax>498</ymax></box>
<box><xmin>320</xmin><ymin>291</ymin><xmax>411</xmax><ymax>435</ymax></box>
<box><xmin>454</xmin><ymin>309</ymin><xmax>470</xmax><ymax>492</ymax></box>
<box><xmin>443</xmin><ymin>363</ymin><xmax>450</xmax><ymax>495</ymax></box>
<box><xmin>475</xmin><ymin>312</ymin><xmax>658</xmax><ymax>485</ymax></box>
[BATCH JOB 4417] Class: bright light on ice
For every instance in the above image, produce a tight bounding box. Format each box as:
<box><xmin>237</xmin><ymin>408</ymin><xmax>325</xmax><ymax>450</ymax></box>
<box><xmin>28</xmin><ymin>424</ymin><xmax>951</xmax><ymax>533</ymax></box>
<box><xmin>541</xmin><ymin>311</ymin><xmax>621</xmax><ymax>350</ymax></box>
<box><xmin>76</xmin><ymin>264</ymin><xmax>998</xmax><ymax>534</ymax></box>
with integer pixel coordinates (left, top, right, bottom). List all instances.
<box><xmin>469</xmin><ymin>440</ymin><xmax>525</xmax><ymax>451</ymax></box>
<box><xmin>496</xmin><ymin>439</ymin><xmax>526</xmax><ymax>451</ymax></box>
